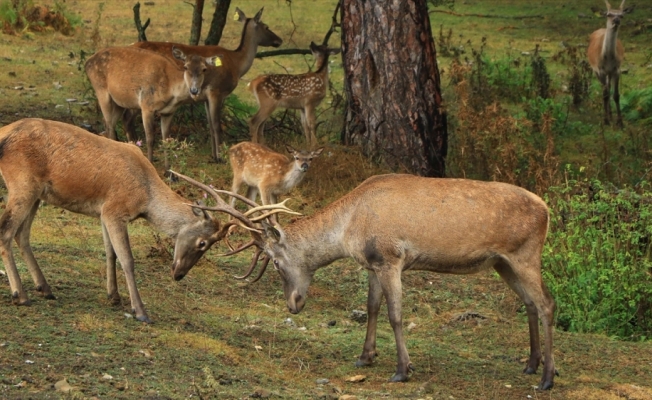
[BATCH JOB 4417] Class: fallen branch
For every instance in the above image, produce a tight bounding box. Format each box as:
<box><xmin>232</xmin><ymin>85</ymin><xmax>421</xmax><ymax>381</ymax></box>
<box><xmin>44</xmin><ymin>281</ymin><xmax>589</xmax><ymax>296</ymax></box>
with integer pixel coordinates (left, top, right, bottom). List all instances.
<box><xmin>429</xmin><ymin>9</ymin><xmax>544</xmax><ymax>19</ymax></box>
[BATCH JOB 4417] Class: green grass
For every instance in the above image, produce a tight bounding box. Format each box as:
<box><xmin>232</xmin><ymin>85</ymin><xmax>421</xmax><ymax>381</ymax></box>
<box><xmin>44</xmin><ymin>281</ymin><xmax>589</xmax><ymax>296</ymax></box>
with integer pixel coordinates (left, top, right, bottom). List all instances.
<box><xmin>1</xmin><ymin>1</ymin><xmax>652</xmax><ymax>398</ymax></box>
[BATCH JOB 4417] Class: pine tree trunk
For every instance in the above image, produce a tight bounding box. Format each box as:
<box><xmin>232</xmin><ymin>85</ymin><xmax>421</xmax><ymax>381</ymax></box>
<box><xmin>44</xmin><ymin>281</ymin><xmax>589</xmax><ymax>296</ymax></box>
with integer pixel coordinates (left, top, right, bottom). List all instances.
<box><xmin>205</xmin><ymin>0</ymin><xmax>231</xmax><ymax>45</ymax></box>
<box><xmin>189</xmin><ymin>0</ymin><xmax>205</xmax><ymax>45</ymax></box>
<box><xmin>341</xmin><ymin>0</ymin><xmax>447</xmax><ymax>177</ymax></box>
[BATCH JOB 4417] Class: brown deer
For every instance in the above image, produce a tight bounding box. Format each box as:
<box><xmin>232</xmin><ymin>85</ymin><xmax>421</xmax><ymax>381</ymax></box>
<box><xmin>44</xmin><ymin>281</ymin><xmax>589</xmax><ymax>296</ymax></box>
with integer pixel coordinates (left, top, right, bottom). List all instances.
<box><xmin>0</xmin><ymin>119</ymin><xmax>249</xmax><ymax>323</ymax></box>
<box><xmin>177</xmin><ymin>173</ymin><xmax>557</xmax><ymax>390</ymax></box>
<box><xmin>132</xmin><ymin>7</ymin><xmax>283</xmax><ymax>162</ymax></box>
<box><xmin>85</xmin><ymin>46</ymin><xmax>219</xmax><ymax>165</ymax></box>
<box><xmin>587</xmin><ymin>0</ymin><xmax>633</xmax><ymax>128</ymax></box>
<box><xmin>247</xmin><ymin>42</ymin><xmax>341</xmax><ymax>146</ymax></box>
<box><xmin>228</xmin><ymin>142</ymin><xmax>324</xmax><ymax>212</ymax></box>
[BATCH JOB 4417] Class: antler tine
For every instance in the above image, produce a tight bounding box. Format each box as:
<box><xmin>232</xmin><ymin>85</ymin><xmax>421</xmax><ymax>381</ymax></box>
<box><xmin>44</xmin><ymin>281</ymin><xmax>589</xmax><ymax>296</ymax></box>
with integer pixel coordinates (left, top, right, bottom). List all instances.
<box><xmin>213</xmin><ymin>189</ymin><xmax>262</xmax><ymax>209</ymax></box>
<box><xmin>243</xmin><ymin>198</ymin><xmax>300</xmax><ymax>217</ymax></box>
<box><xmin>217</xmin><ymin>239</ymin><xmax>257</xmax><ymax>257</ymax></box>
<box><xmin>233</xmin><ymin>247</ymin><xmax>264</xmax><ymax>280</ymax></box>
<box><xmin>619</xmin><ymin>0</ymin><xmax>625</xmax><ymax>10</ymax></box>
<box><xmin>248</xmin><ymin>256</ymin><xmax>271</xmax><ymax>283</ymax></box>
<box><xmin>249</xmin><ymin>208</ymin><xmax>300</xmax><ymax>223</ymax></box>
<box><xmin>169</xmin><ymin>170</ymin><xmax>259</xmax><ymax>231</ymax></box>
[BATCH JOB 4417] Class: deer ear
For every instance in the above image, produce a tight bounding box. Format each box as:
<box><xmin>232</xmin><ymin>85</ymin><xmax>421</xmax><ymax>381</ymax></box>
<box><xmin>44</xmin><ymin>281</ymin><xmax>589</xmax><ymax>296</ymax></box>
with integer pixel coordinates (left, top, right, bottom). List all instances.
<box><xmin>330</xmin><ymin>48</ymin><xmax>342</xmax><ymax>55</ymax></box>
<box><xmin>309</xmin><ymin>42</ymin><xmax>318</xmax><ymax>52</ymax></box>
<box><xmin>254</xmin><ymin>7</ymin><xmax>264</xmax><ymax>22</ymax></box>
<box><xmin>622</xmin><ymin>5</ymin><xmax>634</xmax><ymax>13</ymax></box>
<box><xmin>285</xmin><ymin>144</ymin><xmax>296</xmax><ymax>154</ymax></box>
<box><xmin>312</xmin><ymin>147</ymin><xmax>324</xmax><ymax>157</ymax></box>
<box><xmin>235</xmin><ymin>7</ymin><xmax>246</xmax><ymax>22</ymax></box>
<box><xmin>172</xmin><ymin>46</ymin><xmax>186</xmax><ymax>61</ymax></box>
<box><xmin>191</xmin><ymin>200</ymin><xmax>210</xmax><ymax>219</ymax></box>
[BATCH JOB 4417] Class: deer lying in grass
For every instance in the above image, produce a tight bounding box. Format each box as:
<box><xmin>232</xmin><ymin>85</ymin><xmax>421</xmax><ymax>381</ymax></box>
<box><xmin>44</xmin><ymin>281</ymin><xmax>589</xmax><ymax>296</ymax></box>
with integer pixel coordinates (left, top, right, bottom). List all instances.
<box><xmin>587</xmin><ymin>0</ymin><xmax>633</xmax><ymax>128</ymax></box>
<box><xmin>248</xmin><ymin>42</ymin><xmax>340</xmax><ymax>146</ymax></box>
<box><xmin>85</xmin><ymin>46</ymin><xmax>219</xmax><ymax>164</ymax></box>
<box><xmin>0</xmin><ymin>119</ymin><xmax>246</xmax><ymax>323</ymax></box>
<box><xmin>228</xmin><ymin>142</ymin><xmax>324</xmax><ymax>213</ymax></box>
<box><xmin>132</xmin><ymin>7</ymin><xmax>283</xmax><ymax>162</ymax></box>
<box><xmin>176</xmin><ymin>173</ymin><xmax>557</xmax><ymax>390</ymax></box>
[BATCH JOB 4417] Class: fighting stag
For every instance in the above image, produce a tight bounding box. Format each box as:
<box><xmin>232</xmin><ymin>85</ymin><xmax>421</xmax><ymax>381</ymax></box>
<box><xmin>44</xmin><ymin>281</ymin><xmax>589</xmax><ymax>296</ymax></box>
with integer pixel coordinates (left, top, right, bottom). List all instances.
<box><xmin>587</xmin><ymin>0</ymin><xmax>634</xmax><ymax>128</ymax></box>
<box><xmin>0</xmin><ymin>119</ymin><xmax>244</xmax><ymax>323</ymax></box>
<box><xmin>178</xmin><ymin>173</ymin><xmax>557</xmax><ymax>390</ymax></box>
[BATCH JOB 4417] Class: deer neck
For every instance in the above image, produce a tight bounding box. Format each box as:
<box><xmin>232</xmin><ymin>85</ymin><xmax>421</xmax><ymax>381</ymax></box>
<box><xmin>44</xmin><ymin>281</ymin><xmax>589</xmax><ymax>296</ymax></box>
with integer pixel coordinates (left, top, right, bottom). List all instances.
<box><xmin>283</xmin><ymin>198</ymin><xmax>353</xmax><ymax>272</ymax></box>
<box><xmin>601</xmin><ymin>22</ymin><xmax>620</xmax><ymax>62</ymax></box>
<box><xmin>313</xmin><ymin>55</ymin><xmax>331</xmax><ymax>85</ymax></box>
<box><xmin>145</xmin><ymin>182</ymin><xmax>196</xmax><ymax>238</ymax></box>
<box><xmin>280</xmin><ymin>162</ymin><xmax>307</xmax><ymax>192</ymax></box>
<box><xmin>229</xmin><ymin>19</ymin><xmax>261</xmax><ymax>78</ymax></box>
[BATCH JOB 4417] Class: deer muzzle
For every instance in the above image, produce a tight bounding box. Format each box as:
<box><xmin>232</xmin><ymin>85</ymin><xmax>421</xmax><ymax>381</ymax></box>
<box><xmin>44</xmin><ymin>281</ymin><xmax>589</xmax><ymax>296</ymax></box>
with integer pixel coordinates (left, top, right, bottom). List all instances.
<box><xmin>287</xmin><ymin>291</ymin><xmax>305</xmax><ymax>314</ymax></box>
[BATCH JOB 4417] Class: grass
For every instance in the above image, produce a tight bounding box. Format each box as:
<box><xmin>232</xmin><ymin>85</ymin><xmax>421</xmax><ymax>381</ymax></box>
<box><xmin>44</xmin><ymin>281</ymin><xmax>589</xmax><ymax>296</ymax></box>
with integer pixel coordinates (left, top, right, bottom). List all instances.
<box><xmin>1</xmin><ymin>0</ymin><xmax>652</xmax><ymax>399</ymax></box>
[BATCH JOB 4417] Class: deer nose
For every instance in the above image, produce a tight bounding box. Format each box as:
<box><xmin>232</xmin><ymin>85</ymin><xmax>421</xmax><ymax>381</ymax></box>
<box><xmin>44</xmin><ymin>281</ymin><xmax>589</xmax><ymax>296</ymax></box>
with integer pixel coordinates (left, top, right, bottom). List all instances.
<box><xmin>190</xmin><ymin>87</ymin><xmax>199</xmax><ymax>95</ymax></box>
<box><xmin>300</xmin><ymin>163</ymin><xmax>309</xmax><ymax>172</ymax></box>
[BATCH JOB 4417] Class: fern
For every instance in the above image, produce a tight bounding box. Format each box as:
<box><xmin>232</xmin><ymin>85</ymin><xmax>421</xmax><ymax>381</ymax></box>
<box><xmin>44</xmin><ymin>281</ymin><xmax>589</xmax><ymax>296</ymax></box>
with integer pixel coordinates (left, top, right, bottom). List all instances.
<box><xmin>621</xmin><ymin>87</ymin><xmax>652</xmax><ymax>125</ymax></box>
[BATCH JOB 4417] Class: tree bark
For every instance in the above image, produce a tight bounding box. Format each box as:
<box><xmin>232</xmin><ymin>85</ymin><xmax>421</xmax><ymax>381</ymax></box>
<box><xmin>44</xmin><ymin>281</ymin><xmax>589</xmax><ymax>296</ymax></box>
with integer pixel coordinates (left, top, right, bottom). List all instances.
<box><xmin>189</xmin><ymin>0</ymin><xmax>205</xmax><ymax>45</ymax></box>
<box><xmin>205</xmin><ymin>0</ymin><xmax>231</xmax><ymax>45</ymax></box>
<box><xmin>341</xmin><ymin>0</ymin><xmax>447</xmax><ymax>177</ymax></box>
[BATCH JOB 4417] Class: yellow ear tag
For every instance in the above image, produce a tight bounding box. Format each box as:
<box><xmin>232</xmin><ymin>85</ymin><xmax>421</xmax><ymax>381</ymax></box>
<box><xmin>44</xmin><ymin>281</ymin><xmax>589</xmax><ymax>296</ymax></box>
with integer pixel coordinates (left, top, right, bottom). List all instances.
<box><xmin>233</xmin><ymin>11</ymin><xmax>239</xmax><ymax>21</ymax></box>
<box><xmin>214</xmin><ymin>57</ymin><xmax>222</xmax><ymax>67</ymax></box>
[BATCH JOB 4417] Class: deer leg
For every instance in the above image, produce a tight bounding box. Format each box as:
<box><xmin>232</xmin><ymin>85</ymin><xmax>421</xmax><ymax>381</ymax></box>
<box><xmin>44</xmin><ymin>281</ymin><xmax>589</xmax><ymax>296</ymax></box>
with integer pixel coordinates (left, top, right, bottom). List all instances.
<box><xmin>122</xmin><ymin>109</ymin><xmax>138</xmax><ymax>143</ymax></box>
<box><xmin>303</xmin><ymin>106</ymin><xmax>318</xmax><ymax>147</ymax></box>
<box><xmin>97</xmin><ymin>93</ymin><xmax>122</xmax><ymax>140</ymax></box>
<box><xmin>15</xmin><ymin>199</ymin><xmax>54</xmax><ymax>299</ymax></box>
<box><xmin>249</xmin><ymin>103</ymin><xmax>276</xmax><ymax>144</ymax></box>
<box><xmin>208</xmin><ymin>95</ymin><xmax>225</xmax><ymax>163</ymax></box>
<box><xmin>602</xmin><ymin>76</ymin><xmax>612</xmax><ymax>126</ymax></box>
<box><xmin>356</xmin><ymin>270</ymin><xmax>383</xmax><ymax>367</ymax></box>
<box><xmin>245</xmin><ymin>186</ymin><xmax>259</xmax><ymax>204</ymax></box>
<box><xmin>141</xmin><ymin>110</ymin><xmax>156</xmax><ymax>162</ymax></box>
<box><xmin>101</xmin><ymin>221</ymin><xmax>121</xmax><ymax>305</ymax></box>
<box><xmin>613</xmin><ymin>74</ymin><xmax>623</xmax><ymax>129</ymax></box>
<box><xmin>160</xmin><ymin>113</ymin><xmax>175</xmax><ymax>170</ymax></box>
<box><xmin>102</xmin><ymin>217</ymin><xmax>150</xmax><ymax>323</ymax></box>
<box><xmin>494</xmin><ymin>258</ymin><xmax>556</xmax><ymax>390</ymax></box>
<box><xmin>0</xmin><ymin>192</ymin><xmax>41</xmax><ymax>306</ymax></box>
<box><xmin>375</xmin><ymin>264</ymin><xmax>412</xmax><ymax>382</ymax></box>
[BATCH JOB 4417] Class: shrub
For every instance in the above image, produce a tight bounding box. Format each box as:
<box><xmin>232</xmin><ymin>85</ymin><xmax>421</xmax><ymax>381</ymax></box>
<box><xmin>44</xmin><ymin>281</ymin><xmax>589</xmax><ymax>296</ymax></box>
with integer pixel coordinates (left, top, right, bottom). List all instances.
<box><xmin>621</xmin><ymin>87</ymin><xmax>652</xmax><ymax>126</ymax></box>
<box><xmin>544</xmin><ymin>177</ymin><xmax>652</xmax><ymax>340</ymax></box>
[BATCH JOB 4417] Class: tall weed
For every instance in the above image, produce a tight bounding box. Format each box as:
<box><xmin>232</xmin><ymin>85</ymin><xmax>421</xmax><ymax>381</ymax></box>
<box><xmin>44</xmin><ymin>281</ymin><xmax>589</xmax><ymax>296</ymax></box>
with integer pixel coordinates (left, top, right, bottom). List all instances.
<box><xmin>544</xmin><ymin>177</ymin><xmax>652</xmax><ymax>339</ymax></box>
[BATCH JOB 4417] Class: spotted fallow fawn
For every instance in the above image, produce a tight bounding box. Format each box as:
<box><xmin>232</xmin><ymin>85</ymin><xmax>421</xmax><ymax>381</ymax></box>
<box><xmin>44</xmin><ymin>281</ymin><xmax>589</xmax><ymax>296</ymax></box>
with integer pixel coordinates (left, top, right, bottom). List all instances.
<box><xmin>248</xmin><ymin>42</ymin><xmax>341</xmax><ymax>146</ymax></box>
<box><xmin>228</xmin><ymin>142</ymin><xmax>324</xmax><ymax>213</ymax></box>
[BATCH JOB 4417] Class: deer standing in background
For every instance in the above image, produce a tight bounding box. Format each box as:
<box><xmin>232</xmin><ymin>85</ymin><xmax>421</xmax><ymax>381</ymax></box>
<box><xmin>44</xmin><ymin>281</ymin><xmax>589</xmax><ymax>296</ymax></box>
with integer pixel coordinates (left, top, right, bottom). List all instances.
<box><xmin>85</xmin><ymin>46</ymin><xmax>219</xmax><ymax>165</ymax></box>
<box><xmin>248</xmin><ymin>42</ymin><xmax>341</xmax><ymax>146</ymax></box>
<box><xmin>587</xmin><ymin>0</ymin><xmax>633</xmax><ymax>128</ymax></box>
<box><xmin>132</xmin><ymin>7</ymin><xmax>283</xmax><ymax>162</ymax></box>
<box><xmin>179</xmin><ymin>173</ymin><xmax>557</xmax><ymax>390</ymax></box>
<box><xmin>228</xmin><ymin>141</ymin><xmax>324</xmax><ymax>215</ymax></box>
<box><xmin>0</xmin><ymin>119</ymin><xmax>246</xmax><ymax>323</ymax></box>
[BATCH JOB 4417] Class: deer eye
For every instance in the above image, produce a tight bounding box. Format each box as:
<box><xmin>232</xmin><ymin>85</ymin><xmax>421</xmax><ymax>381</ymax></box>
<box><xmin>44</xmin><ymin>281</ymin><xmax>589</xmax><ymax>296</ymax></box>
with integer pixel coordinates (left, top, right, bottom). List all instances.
<box><xmin>273</xmin><ymin>259</ymin><xmax>280</xmax><ymax>270</ymax></box>
<box><xmin>199</xmin><ymin>240</ymin><xmax>206</xmax><ymax>249</ymax></box>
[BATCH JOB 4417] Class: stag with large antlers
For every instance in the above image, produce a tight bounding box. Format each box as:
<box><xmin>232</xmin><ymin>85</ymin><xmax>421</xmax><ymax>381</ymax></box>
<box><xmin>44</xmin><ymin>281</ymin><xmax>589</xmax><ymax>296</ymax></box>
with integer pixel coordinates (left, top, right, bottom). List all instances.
<box><xmin>0</xmin><ymin>119</ymin><xmax>250</xmax><ymax>323</ymax></box>
<box><xmin>132</xmin><ymin>7</ymin><xmax>283</xmax><ymax>162</ymax></box>
<box><xmin>587</xmin><ymin>0</ymin><xmax>634</xmax><ymax>128</ymax></box>
<box><xmin>177</xmin><ymin>172</ymin><xmax>557</xmax><ymax>390</ymax></box>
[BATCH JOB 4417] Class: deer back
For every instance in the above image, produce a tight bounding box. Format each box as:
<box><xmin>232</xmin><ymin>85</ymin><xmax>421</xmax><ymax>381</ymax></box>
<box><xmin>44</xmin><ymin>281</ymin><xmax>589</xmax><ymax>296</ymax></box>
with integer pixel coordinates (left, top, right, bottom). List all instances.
<box><xmin>229</xmin><ymin>142</ymin><xmax>295</xmax><ymax>192</ymax></box>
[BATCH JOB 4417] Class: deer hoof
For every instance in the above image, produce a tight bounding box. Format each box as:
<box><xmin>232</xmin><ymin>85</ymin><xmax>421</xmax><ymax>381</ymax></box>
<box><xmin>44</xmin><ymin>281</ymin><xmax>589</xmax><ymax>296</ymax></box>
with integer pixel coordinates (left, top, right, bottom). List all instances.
<box><xmin>107</xmin><ymin>293</ymin><xmax>121</xmax><ymax>305</ymax></box>
<box><xmin>136</xmin><ymin>315</ymin><xmax>152</xmax><ymax>324</ymax></box>
<box><xmin>523</xmin><ymin>366</ymin><xmax>537</xmax><ymax>375</ymax></box>
<box><xmin>355</xmin><ymin>358</ymin><xmax>373</xmax><ymax>368</ymax></box>
<box><xmin>44</xmin><ymin>294</ymin><xmax>56</xmax><ymax>300</ymax></box>
<box><xmin>538</xmin><ymin>380</ymin><xmax>554</xmax><ymax>390</ymax></box>
<box><xmin>389</xmin><ymin>372</ymin><xmax>409</xmax><ymax>383</ymax></box>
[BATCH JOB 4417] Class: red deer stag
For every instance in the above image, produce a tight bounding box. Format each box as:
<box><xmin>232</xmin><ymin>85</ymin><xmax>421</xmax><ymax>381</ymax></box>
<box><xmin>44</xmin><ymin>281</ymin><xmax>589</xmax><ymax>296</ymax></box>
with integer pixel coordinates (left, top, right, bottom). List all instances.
<box><xmin>132</xmin><ymin>7</ymin><xmax>283</xmax><ymax>162</ymax></box>
<box><xmin>175</xmin><ymin>173</ymin><xmax>557</xmax><ymax>390</ymax></box>
<box><xmin>248</xmin><ymin>42</ymin><xmax>340</xmax><ymax>146</ymax></box>
<box><xmin>587</xmin><ymin>0</ymin><xmax>633</xmax><ymax>128</ymax></box>
<box><xmin>85</xmin><ymin>46</ymin><xmax>219</xmax><ymax>166</ymax></box>
<box><xmin>228</xmin><ymin>142</ymin><xmax>324</xmax><ymax>213</ymax></box>
<box><xmin>0</xmin><ymin>119</ymin><xmax>250</xmax><ymax>323</ymax></box>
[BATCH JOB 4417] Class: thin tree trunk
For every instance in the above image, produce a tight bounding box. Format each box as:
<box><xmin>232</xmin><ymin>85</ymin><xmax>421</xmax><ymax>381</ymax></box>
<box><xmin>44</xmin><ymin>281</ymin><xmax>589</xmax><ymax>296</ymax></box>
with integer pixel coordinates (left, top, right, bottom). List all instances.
<box><xmin>133</xmin><ymin>2</ymin><xmax>150</xmax><ymax>42</ymax></box>
<box><xmin>205</xmin><ymin>0</ymin><xmax>231</xmax><ymax>45</ymax></box>
<box><xmin>341</xmin><ymin>0</ymin><xmax>447</xmax><ymax>177</ymax></box>
<box><xmin>189</xmin><ymin>0</ymin><xmax>205</xmax><ymax>45</ymax></box>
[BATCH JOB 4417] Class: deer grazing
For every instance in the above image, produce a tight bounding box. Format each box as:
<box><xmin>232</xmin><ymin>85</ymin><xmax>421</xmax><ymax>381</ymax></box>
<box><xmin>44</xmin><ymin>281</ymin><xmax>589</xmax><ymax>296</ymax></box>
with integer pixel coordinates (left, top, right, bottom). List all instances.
<box><xmin>176</xmin><ymin>173</ymin><xmax>557</xmax><ymax>390</ymax></box>
<box><xmin>0</xmin><ymin>118</ymin><xmax>249</xmax><ymax>323</ymax></box>
<box><xmin>248</xmin><ymin>42</ymin><xmax>340</xmax><ymax>146</ymax></box>
<box><xmin>228</xmin><ymin>142</ymin><xmax>324</xmax><ymax>212</ymax></box>
<box><xmin>132</xmin><ymin>7</ymin><xmax>283</xmax><ymax>162</ymax></box>
<box><xmin>85</xmin><ymin>46</ymin><xmax>219</xmax><ymax>165</ymax></box>
<box><xmin>587</xmin><ymin>0</ymin><xmax>633</xmax><ymax>128</ymax></box>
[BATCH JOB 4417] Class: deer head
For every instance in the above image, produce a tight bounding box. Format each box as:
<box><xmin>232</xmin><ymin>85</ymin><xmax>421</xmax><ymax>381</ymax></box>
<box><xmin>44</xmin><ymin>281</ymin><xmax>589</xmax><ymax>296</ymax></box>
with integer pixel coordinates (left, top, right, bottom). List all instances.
<box><xmin>172</xmin><ymin>46</ymin><xmax>219</xmax><ymax>100</ymax></box>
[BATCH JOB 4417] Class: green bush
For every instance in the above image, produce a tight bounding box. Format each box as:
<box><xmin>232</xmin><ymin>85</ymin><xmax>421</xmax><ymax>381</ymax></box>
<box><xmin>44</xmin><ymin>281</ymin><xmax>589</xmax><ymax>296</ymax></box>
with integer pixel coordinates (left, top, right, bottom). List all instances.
<box><xmin>621</xmin><ymin>87</ymin><xmax>652</xmax><ymax>126</ymax></box>
<box><xmin>543</xmin><ymin>177</ymin><xmax>652</xmax><ymax>340</ymax></box>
